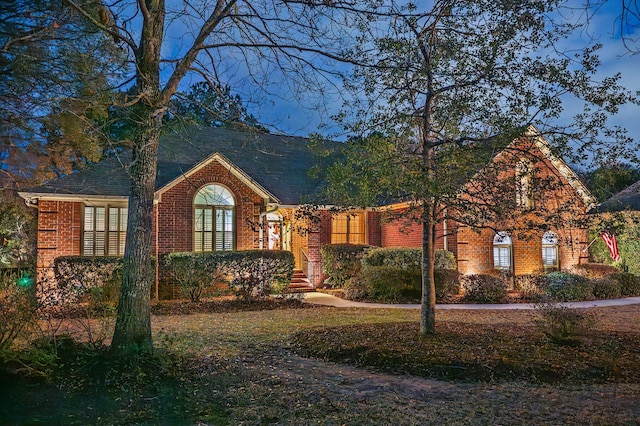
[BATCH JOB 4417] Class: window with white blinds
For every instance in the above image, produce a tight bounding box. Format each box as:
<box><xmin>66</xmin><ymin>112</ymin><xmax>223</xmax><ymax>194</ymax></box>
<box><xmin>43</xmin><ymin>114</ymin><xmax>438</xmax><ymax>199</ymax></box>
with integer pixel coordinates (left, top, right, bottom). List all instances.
<box><xmin>493</xmin><ymin>232</ymin><xmax>512</xmax><ymax>271</ymax></box>
<box><xmin>83</xmin><ymin>206</ymin><xmax>127</xmax><ymax>256</ymax></box>
<box><xmin>194</xmin><ymin>184</ymin><xmax>235</xmax><ymax>252</ymax></box>
<box><xmin>542</xmin><ymin>231</ymin><xmax>558</xmax><ymax>269</ymax></box>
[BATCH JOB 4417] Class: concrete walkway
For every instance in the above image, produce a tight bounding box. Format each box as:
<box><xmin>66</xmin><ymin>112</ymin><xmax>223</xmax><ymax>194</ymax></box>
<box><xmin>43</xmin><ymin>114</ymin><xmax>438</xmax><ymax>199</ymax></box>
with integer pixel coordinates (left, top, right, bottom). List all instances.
<box><xmin>303</xmin><ymin>292</ymin><xmax>640</xmax><ymax>310</ymax></box>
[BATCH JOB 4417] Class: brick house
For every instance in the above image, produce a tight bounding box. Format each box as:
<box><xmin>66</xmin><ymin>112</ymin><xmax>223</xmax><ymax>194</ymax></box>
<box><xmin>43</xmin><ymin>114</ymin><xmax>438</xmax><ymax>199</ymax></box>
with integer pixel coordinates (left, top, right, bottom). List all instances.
<box><xmin>380</xmin><ymin>127</ymin><xmax>596</xmax><ymax>276</ymax></box>
<box><xmin>19</xmin><ymin>126</ymin><xmax>595</xmax><ymax>297</ymax></box>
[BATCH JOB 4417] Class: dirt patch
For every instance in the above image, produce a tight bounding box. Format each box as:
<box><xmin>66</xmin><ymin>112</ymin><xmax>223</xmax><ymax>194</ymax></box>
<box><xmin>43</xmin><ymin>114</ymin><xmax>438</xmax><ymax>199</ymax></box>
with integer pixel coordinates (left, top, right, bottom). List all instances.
<box><xmin>223</xmin><ymin>344</ymin><xmax>640</xmax><ymax>425</ymax></box>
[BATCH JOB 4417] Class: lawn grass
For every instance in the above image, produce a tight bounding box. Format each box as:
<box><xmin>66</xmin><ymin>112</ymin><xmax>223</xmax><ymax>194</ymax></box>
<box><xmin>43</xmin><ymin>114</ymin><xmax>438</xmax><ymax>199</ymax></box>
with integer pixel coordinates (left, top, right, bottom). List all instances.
<box><xmin>1</xmin><ymin>300</ymin><xmax>639</xmax><ymax>424</ymax></box>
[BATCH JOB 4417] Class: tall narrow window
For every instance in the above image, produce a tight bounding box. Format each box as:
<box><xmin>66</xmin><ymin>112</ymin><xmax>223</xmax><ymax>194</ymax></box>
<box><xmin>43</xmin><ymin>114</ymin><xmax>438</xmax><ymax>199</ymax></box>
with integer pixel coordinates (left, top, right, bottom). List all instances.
<box><xmin>84</xmin><ymin>206</ymin><xmax>105</xmax><ymax>256</ymax></box>
<box><xmin>493</xmin><ymin>232</ymin><xmax>512</xmax><ymax>271</ymax></box>
<box><xmin>331</xmin><ymin>212</ymin><xmax>365</xmax><ymax>244</ymax></box>
<box><xmin>83</xmin><ymin>205</ymin><xmax>127</xmax><ymax>256</ymax></box>
<box><xmin>516</xmin><ymin>159</ymin><xmax>534</xmax><ymax>208</ymax></box>
<box><xmin>194</xmin><ymin>184</ymin><xmax>235</xmax><ymax>252</ymax></box>
<box><xmin>542</xmin><ymin>231</ymin><xmax>559</xmax><ymax>270</ymax></box>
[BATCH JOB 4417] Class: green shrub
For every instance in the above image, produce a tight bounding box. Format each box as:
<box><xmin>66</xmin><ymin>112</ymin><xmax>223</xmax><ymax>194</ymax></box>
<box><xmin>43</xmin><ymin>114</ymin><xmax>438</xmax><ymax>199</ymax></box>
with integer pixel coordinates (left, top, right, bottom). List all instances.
<box><xmin>361</xmin><ymin>248</ymin><xmax>456</xmax><ymax>271</ymax></box>
<box><xmin>545</xmin><ymin>272</ymin><xmax>594</xmax><ymax>302</ymax></box>
<box><xmin>608</xmin><ymin>272</ymin><xmax>640</xmax><ymax>296</ymax></box>
<box><xmin>165</xmin><ymin>253</ymin><xmax>228</xmax><ymax>302</ymax></box>
<box><xmin>0</xmin><ymin>270</ymin><xmax>36</xmax><ymax>354</ymax></box>
<box><xmin>434</xmin><ymin>269</ymin><xmax>460</xmax><ymax>299</ymax></box>
<box><xmin>361</xmin><ymin>266</ymin><xmax>421</xmax><ymax>302</ymax></box>
<box><xmin>227</xmin><ymin>251</ymin><xmax>295</xmax><ymax>299</ymax></box>
<box><xmin>591</xmin><ymin>276</ymin><xmax>622</xmax><ymax>300</ymax></box>
<box><xmin>514</xmin><ymin>274</ymin><xmax>549</xmax><ymax>300</ymax></box>
<box><xmin>434</xmin><ymin>249</ymin><xmax>457</xmax><ymax>270</ymax></box>
<box><xmin>568</xmin><ymin>263</ymin><xmax>619</xmax><ymax>279</ymax></box>
<box><xmin>461</xmin><ymin>274</ymin><xmax>509</xmax><ymax>303</ymax></box>
<box><xmin>361</xmin><ymin>247</ymin><xmax>421</xmax><ymax>271</ymax></box>
<box><xmin>343</xmin><ymin>275</ymin><xmax>369</xmax><ymax>300</ymax></box>
<box><xmin>320</xmin><ymin>244</ymin><xmax>369</xmax><ymax>287</ymax></box>
<box><xmin>166</xmin><ymin>250</ymin><xmax>294</xmax><ymax>300</ymax></box>
<box><xmin>533</xmin><ymin>303</ymin><xmax>598</xmax><ymax>345</ymax></box>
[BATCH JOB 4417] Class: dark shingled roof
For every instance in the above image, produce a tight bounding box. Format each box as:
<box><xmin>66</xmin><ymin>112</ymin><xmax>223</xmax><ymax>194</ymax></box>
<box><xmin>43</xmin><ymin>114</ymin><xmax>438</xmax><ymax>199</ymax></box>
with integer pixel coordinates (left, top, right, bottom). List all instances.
<box><xmin>26</xmin><ymin>126</ymin><xmax>341</xmax><ymax>205</ymax></box>
<box><xmin>598</xmin><ymin>180</ymin><xmax>640</xmax><ymax>212</ymax></box>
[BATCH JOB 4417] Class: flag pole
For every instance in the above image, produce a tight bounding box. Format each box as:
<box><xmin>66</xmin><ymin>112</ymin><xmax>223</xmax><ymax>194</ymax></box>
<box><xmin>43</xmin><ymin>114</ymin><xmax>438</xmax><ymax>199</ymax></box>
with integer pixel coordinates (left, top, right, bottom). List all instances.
<box><xmin>582</xmin><ymin>234</ymin><xmax>600</xmax><ymax>253</ymax></box>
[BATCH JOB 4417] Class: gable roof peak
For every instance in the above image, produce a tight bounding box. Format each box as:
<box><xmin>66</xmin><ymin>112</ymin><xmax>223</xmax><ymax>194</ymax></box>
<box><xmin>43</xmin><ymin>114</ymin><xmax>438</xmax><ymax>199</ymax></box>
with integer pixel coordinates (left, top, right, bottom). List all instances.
<box><xmin>521</xmin><ymin>125</ymin><xmax>596</xmax><ymax>209</ymax></box>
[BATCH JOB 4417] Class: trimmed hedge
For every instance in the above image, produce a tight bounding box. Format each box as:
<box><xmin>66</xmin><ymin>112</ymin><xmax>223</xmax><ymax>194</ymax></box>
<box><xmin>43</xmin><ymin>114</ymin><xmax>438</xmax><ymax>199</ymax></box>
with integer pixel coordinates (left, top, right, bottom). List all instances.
<box><xmin>434</xmin><ymin>249</ymin><xmax>457</xmax><ymax>270</ymax></box>
<box><xmin>608</xmin><ymin>272</ymin><xmax>640</xmax><ymax>297</ymax></box>
<box><xmin>545</xmin><ymin>272</ymin><xmax>595</xmax><ymax>302</ymax></box>
<box><xmin>165</xmin><ymin>250</ymin><xmax>294</xmax><ymax>301</ymax></box>
<box><xmin>568</xmin><ymin>263</ymin><xmax>619</xmax><ymax>279</ymax></box>
<box><xmin>54</xmin><ymin>256</ymin><xmax>123</xmax><ymax>305</ymax></box>
<box><xmin>461</xmin><ymin>274</ymin><xmax>509</xmax><ymax>303</ymax></box>
<box><xmin>320</xmin><ymin>244</ymin><xmax>369</xmax><ymax>287</ymax></box>
<box><xmin>165</xmin><ymin>253</ymin><xmax>228</xmax><ymax>302</ymax></box>
<box><xmin>514</xmin><ymin>274</ymin><xmax>549</xmax><ymax>300</ymax></box>
<box><xmin>360</xmin><ymin>266</ymin><xmax>421</xmax><ymax>302</ymax></box>
<box><xmin>592</xmin><ymin>276</ymin><xmax>622</xmax><ymax>300</ymax></box>
<box><xmin>361</xmin><ymin>247</ymin><xmax>421</xmax><ymax>271</ymax></box>
<box><xmin>340</xmin><ymin>247</ymin><xmax>459</xmax><ymax>303</ymax></box>
<box><xmin>360</xmin><ymin>248</ymin><xmax>457</xmax><ymax>271</ymax></box>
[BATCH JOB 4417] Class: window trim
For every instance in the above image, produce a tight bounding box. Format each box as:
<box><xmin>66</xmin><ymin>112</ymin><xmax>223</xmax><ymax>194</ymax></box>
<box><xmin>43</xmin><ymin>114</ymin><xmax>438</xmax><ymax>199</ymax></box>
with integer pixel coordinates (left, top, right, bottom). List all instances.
<box><xmin>193</xmin><ymin>184</ymin><xmax>236</xmax><ymax>252</ymax></box>
<box><xmin>82</xmin><ymin>204</ymin><xmax>128</xmax><ymax>257</ymax></box>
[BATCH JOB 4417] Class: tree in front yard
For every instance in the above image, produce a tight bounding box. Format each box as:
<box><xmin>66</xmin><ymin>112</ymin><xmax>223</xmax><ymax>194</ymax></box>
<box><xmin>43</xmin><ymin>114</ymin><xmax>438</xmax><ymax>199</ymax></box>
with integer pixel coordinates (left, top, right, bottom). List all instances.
<box><xmin>57</xmin><ymin>0</ymin><xmax>371</xmax><ymax>355</ymax></box>
<box><xmin>321</xmin><ymin>0</ymin><xmax>638</xmax><ymax>334</ymax></box>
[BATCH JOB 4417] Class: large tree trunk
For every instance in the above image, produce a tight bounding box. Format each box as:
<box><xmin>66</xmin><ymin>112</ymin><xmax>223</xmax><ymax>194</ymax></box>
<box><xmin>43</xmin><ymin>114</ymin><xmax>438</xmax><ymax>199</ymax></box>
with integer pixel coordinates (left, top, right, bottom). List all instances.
<box><xmin>110</xmin><ymin>122</ymin><xmax>161</xmax><ymax>354</ymax></box>
<box><xmin>420</xmin><ymin>200</ymin><xmax>436</xmax><ymax>335</ymax></box>
<box><xmin>109</xmin><ymin>0</ymin><xmax>165</xmax><ymax>356</ymax></box>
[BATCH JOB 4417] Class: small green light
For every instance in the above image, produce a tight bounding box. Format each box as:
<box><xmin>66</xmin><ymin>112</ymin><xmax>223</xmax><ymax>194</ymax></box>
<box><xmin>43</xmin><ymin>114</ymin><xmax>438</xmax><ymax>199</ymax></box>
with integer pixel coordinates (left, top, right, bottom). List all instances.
<box><xmin>17</xmin><ymin>275</ymin><xmax>33</xmax><ymax>288</ymax></box>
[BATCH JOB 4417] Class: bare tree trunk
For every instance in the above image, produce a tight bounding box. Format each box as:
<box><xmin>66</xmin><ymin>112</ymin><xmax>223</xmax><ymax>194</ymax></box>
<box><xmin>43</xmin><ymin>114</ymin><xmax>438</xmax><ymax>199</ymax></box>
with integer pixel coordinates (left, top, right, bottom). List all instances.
<box><xmin>109</xmin><ymin>0</ymin><xmax>165</xmax><ymax>356</ymax></box>
<box><xmin>110</xmin><ymin>121</ymin><xmax>161</xmax><ymax>354</ymax></box>
<box><xmin>420</xmin><ymin>200</ymin><xmax>436</xmax><ymax>335</ymax></box>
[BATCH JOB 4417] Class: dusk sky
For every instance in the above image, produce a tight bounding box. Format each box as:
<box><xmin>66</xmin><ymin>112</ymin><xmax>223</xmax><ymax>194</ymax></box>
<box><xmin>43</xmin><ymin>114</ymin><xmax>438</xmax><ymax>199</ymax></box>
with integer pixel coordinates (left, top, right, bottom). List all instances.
<box><xmin>255</xmin><ymin>4</ymin><xmax>640</xmax><ymax>143</ymax></box>
<box><xmin>159</xmin><ymin>2</ymin><xmax>639</xmax><ymax>158</ymax></box>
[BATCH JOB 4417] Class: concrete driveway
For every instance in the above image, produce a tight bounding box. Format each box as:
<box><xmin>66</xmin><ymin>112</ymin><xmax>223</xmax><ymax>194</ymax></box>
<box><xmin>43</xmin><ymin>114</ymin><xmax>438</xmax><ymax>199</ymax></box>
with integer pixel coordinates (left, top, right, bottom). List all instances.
<box><xmin>303</xmin><ymin>292</ymin><xmax>640</xmax><ymax>310</ymax></box>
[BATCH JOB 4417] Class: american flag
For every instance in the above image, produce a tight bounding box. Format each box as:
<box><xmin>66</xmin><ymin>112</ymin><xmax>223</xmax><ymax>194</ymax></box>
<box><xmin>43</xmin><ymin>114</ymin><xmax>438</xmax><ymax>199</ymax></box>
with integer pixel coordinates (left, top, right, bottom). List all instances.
<box><xmin>600</xmin><ymin>231</ymin><xmax>621</xmax><ymax>262</ymax></box>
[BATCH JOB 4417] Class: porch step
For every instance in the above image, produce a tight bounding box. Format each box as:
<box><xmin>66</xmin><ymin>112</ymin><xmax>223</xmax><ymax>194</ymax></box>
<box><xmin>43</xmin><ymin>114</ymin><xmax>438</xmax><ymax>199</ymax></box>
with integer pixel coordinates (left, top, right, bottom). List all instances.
<box><xmin>288</xmin><ymin>269</ymin><xmax>315</xmax><ymax>293</ymax></box>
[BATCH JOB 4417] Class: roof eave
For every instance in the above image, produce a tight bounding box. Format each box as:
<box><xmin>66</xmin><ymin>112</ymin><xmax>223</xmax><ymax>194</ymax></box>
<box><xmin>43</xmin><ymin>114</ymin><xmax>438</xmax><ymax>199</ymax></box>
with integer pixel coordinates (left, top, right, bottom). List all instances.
<box><xmin>18</xmin><ymin>192</ymin><xmax>129</xmax><ymax>203</ymax></box>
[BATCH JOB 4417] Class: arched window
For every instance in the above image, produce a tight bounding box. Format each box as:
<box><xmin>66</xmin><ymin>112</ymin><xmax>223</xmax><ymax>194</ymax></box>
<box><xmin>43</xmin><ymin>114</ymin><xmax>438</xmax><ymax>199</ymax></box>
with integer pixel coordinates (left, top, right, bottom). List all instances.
<box><xmin>194</xmin><ymin>184</ymin><xmax>235</xmax><ymax>252</ymax></box>
<box><xmin>493</xmin><ymin>232</ymin><xmax>512</xmax><ymax>271</ymax></box>
<box><xmin>542</xmin><ymin>231</ymin><xmax>559</xmax><ymax>270</ymax></box>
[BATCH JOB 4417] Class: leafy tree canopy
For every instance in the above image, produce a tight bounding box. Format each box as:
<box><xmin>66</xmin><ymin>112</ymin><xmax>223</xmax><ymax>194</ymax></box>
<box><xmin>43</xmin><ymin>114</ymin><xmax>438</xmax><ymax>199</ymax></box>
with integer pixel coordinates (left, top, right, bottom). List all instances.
<box><xmin>319</xmin><ymin>0</ymin><xmax>638</xmax><ymax>334</ymax></box>
<box><xmin>168</xmin><ymin>82</ymin><xmax>265</xmax><ymax>131</ymax></box>
<box><xmin>583</xmin><ymin>163</ymin><xmax>640</xmax><ymax>202</ymax></box>
<box><xmin>0</xmin><ymin>0</ymin><xmax>126</xmax><ymax>185</ymax></box>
